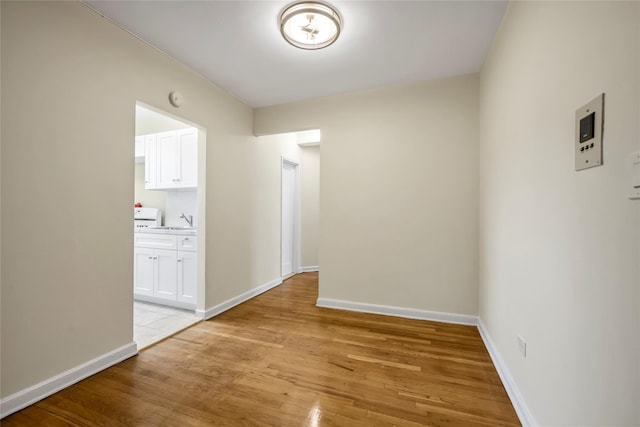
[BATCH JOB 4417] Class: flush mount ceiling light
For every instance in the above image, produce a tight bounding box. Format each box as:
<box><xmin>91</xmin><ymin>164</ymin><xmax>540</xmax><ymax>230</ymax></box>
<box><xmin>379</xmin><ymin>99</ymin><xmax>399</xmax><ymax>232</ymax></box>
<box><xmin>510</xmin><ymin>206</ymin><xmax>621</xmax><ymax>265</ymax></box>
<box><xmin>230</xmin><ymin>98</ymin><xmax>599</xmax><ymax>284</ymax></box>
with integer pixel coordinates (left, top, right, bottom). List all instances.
<box><xmin>279</xmin><ymin>1</ymin><xmax>342</xmax><ymax>50</ymax></box>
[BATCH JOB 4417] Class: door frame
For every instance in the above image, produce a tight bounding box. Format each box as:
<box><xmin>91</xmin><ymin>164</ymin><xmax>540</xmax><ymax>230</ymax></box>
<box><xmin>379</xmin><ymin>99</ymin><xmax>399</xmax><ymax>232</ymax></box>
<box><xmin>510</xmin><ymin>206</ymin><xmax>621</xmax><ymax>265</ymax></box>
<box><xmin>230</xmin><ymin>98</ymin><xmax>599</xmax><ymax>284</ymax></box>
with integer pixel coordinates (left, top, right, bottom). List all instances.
<box><xmin>281</xmin><ymin>157</ymin><xmax>301</xmax><ymax>278</ymax></box>
<box><xmin>134</xmin><ymin>101</ymin><xmax>207</xmax><ymax>315</ymax></box>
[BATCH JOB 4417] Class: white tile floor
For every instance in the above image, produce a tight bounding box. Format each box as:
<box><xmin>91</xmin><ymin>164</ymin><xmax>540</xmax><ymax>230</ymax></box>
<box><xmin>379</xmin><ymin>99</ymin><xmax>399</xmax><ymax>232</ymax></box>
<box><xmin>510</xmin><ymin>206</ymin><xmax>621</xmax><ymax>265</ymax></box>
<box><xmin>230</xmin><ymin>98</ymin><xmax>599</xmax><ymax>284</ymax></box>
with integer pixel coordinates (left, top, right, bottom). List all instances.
<box><xmin>133</xmin><ymin>301</ymin><xmax>201</xmax><ymax>350</ymax></box>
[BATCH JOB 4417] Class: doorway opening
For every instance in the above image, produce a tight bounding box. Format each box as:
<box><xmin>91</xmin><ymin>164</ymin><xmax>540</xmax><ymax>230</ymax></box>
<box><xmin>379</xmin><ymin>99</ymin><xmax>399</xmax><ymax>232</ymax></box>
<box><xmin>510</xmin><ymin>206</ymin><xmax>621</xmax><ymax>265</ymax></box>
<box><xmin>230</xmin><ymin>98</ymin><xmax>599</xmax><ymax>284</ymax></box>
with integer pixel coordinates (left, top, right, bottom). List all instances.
<box><xmin>281</xmin><ymin>157</ymin><xmax>301</xmax><ymax>279</ymax></box>
<box><xmin>133</xmin><ymin>103</ymin><xmax>206</xmax><ymax>350</ymax></box>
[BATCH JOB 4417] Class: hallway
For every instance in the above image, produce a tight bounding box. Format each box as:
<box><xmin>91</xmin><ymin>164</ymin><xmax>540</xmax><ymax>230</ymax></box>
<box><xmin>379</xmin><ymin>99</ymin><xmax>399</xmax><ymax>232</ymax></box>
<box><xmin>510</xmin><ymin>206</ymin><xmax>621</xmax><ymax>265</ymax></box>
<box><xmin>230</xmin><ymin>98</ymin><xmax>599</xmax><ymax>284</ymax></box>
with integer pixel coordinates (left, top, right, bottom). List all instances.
<box><xmin>3</xmin><ymin>272</ymin><xmax>519</xmax><ymax>426</ymax></box>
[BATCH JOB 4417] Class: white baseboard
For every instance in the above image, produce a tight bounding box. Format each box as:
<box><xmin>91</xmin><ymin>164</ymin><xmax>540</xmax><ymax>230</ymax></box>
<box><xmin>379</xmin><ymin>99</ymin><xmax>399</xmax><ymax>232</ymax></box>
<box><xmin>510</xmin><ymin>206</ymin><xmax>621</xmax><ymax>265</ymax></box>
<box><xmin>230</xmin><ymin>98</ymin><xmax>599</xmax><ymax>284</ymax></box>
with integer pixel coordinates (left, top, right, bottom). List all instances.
<box><xmin>477</xmin><ymin>318</ymin><xmax>537</xmax><ymax>427</ymax></box>
<box><xmin>316</xmin><ymin>298</ymin><xmax>478</xmax><ymax>326</ymax></box>
<box><xmin>134</xmin><ymin>294</ymin><xmax>196</xmax><ymax>311</ymax></box>
<box><xmin>0</xmin><ymin>342</ymin><xmax>137</xmax><ymax>419</ymax></box>
<box><xmin>300</xmin><ymin>265</ymin><xmax>319</xmax><ymax>273</ymax></box>
<box><xmin>199</xmin><ymin>277</ymin><xmax>283</xmax><ymax>320</ymax></box>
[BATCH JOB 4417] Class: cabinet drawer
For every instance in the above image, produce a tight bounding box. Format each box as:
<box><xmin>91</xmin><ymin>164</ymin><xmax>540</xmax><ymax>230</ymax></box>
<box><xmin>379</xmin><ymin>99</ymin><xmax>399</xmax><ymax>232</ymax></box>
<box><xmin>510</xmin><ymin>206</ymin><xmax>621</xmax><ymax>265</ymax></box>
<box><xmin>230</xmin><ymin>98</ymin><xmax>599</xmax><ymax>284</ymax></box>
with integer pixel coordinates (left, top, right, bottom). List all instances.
<box><xmin>177</xmin><ymin>235</ymin><xmax>198</xmax><ymax>252</ymax></box>
<box><xmin>134</xmin><ymin>233</ymin><xmax>178</xmax><ymax>250</ymax></box>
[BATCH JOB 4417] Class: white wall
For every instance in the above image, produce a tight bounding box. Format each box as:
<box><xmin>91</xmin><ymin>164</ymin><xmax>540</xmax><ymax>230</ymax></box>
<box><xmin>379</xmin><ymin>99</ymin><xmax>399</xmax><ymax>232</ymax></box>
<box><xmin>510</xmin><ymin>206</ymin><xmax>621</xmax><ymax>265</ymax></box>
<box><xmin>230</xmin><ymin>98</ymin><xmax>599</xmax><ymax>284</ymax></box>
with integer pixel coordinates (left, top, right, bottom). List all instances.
<box><xmin>135</xmin><ymin>105</ymin><xmax>191</xmax><ymax>136</ymax></box>
<box><xmin>255</xmin><ymin>75</ymin><xmax>479</xmax><ymax>316</ymax></box>
<box><xmin>478</xmin><ymin>2</ymin><xmax>640</xmax><ymax>425</ymax></box>
<box><xmin>0</xmin><ymin>0</ymin><xmax>265</xmax><ymax>400</ymax></box>
<box><xmin>134</xmin><ymin>163</ymin><xmax>167</xmax><ymax>219</ymax></box>
<box><xmin>165</xmin><ymin>191</ymin><xmax>197</xmax><ymax>227</ymax></box>
<box><xmin>300</xmin><ymin>146</ymin><xmax>320</xmax><ymax>269</ymax></box>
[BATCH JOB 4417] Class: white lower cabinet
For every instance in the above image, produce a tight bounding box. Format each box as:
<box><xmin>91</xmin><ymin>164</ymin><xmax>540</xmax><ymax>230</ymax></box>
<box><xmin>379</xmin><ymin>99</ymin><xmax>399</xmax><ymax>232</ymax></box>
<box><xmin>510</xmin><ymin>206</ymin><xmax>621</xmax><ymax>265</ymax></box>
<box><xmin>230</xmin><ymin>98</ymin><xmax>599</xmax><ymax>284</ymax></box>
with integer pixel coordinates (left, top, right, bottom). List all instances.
<box><xmin>177</xmin><ymin>250</ymin><xmax>197</xmax><ymax>304</ymax></box>
<box><xmin>133</xmin><ymin>247</ymin><xmax>155</xmax><ymax>297</ymax></box>
<box><xmin>134</xmin><ymin>233</ymin><xmax>197</xmax><ymax>308</ymax></box>
<box><xmin>155</xmin><ymin>249</ymin><xmax>178</xmax><ymax>300</ymax></box>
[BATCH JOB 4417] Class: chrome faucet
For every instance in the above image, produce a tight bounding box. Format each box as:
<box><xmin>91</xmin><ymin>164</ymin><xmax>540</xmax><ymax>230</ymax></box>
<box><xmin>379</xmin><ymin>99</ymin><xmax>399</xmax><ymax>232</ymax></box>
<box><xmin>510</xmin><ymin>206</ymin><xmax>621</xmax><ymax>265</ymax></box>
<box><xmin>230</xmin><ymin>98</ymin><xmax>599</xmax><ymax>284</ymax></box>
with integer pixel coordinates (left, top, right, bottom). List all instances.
<box><xmin>180</xmin><ymin>213</ymin><xmax>193</xmax><ymax>227</ymax></box>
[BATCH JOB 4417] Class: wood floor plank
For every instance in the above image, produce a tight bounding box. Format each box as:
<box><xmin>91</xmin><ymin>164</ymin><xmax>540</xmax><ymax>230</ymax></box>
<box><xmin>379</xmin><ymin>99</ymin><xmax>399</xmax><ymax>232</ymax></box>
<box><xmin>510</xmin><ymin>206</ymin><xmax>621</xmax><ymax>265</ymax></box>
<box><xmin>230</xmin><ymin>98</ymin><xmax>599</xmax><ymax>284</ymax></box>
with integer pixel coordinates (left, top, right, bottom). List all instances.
<box><xmin>347</xmin><ymin>354</ymin><xmax>422</xmax><ymax>371</ymax></box>
<box><xmin>2</xmin><ymin>272</ymin><xmax>520</xmax><ymax>426</ymax></box>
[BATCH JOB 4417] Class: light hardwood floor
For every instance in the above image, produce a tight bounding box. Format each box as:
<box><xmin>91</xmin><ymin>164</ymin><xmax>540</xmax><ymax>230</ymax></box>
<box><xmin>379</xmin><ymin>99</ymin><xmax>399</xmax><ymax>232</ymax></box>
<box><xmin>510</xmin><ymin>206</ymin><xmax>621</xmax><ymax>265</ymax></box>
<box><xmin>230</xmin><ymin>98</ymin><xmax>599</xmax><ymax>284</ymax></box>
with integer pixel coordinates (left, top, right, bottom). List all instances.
<box><xmin>3</xmin><ymin>272</ymin><xmax>520</xmax><ymax>426</ymax></box>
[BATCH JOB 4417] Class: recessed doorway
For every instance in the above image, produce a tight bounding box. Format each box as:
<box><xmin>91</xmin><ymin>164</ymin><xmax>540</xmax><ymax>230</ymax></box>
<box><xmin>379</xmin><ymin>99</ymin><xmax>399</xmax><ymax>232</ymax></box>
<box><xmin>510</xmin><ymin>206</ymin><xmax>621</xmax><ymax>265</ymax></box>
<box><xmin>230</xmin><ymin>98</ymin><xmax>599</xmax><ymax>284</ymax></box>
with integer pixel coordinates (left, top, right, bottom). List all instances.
<box><xmin>281</xmin><ymin>157</ymin><xmax>300</xmax><ymax>278</ymax></box>
<box><xmin>133</xmin><ymin>103</ymin><xmax>206</xmax><ymax>349</ymax></box>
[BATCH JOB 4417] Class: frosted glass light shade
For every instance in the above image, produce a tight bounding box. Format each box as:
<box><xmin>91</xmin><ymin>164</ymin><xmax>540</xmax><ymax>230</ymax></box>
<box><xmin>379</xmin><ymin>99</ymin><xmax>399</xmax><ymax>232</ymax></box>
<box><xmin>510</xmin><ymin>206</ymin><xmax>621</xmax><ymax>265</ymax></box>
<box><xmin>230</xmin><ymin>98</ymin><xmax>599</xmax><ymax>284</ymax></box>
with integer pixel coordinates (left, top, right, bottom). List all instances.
<box><xmin>280</xmin><ymin>2</ymin><xmax>342</xmax><ymax>50</ymax></box>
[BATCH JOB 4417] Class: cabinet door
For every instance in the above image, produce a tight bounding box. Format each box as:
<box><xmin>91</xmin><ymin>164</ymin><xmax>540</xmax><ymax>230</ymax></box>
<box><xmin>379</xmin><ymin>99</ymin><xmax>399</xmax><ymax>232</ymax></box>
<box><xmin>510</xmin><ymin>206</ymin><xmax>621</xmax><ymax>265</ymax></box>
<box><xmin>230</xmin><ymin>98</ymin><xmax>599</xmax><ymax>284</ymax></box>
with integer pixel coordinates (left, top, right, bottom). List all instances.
<box><xmin>134</xmin><ymin>247</ymin><xmax>154</xmax><ymax>296</ymax></box>
<box><xmin>178</xmin><ymin>129</ymin><xmax>198</xmax><ymax>188</ymax></box>
<box><xmin>134</xmin><ymin>233</ymin><xmax>178</xmax><ymax>250</ymax></box>
<box><xmin>154</xmin><ymin>248</ymin><xmax>178</xmax><ymax>300</ymax></box>
<box><xmin>156</xmin><ymin>131</ymin><xmax>179</xmax><ymax>189</ymax></box>
<box><xmin>177</xmin><ymin>250</ymin><xmax>197</xmax><ymax>304</ymax></box>
<box><xmin>144</xmin><ymin>134</ymin><xmax>157</xmax><ymax>189</ymax></box>
<box><xmin>177</xmin><ymin>235</ymin><xmax>197</xmax><ymax>251</ymax></box>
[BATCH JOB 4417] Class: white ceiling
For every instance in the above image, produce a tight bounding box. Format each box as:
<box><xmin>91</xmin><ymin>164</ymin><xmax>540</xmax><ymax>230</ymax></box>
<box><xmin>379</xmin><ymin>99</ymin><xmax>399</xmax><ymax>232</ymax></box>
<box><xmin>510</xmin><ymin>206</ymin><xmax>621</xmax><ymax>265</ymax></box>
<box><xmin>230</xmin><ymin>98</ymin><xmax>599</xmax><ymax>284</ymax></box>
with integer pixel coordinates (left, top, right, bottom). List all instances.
<box><xmin>84</xmin><ymin>1</ymin><xmax>507</xmax><ymax>108</ymax></box>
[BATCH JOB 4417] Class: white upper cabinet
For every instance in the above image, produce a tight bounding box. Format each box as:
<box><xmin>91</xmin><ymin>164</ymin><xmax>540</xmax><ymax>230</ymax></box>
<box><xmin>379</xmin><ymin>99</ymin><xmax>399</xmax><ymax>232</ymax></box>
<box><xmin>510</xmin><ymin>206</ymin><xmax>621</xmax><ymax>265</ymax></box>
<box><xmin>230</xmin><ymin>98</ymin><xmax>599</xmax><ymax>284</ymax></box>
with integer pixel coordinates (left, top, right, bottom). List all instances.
<box><xmin>140</xmin><ymin>128</ymin><xmax>197</xmax><ymax>190</ymax></box>
<box><xmin>156</xmin><ymin>131</ymin><xmax>180</xmax><ymax>188</ymax></box>
<box><xmin>144</xmin><ymin>134</ymin><xmax>158</xmax><ymax>189</ymax></box>
<box><xmin>178</xmin><ymin>129</ymin><xmax>198</xmax><ymax>188</ymax></box>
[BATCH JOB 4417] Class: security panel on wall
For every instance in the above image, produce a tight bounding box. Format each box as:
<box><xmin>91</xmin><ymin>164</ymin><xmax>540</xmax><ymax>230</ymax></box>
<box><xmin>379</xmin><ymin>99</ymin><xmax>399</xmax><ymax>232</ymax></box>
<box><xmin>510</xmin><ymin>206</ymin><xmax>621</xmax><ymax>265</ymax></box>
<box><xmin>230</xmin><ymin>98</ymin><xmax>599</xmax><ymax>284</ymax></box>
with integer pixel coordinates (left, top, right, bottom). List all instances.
<box><xmin>575</xmin><ymin>93</ymin><xmax>604</xmax><ymax>171</ymax></box>
<box><xmin>629</xmin><ymin>150</ymin><xmax>640</xmax><ymax>200</ymax></box>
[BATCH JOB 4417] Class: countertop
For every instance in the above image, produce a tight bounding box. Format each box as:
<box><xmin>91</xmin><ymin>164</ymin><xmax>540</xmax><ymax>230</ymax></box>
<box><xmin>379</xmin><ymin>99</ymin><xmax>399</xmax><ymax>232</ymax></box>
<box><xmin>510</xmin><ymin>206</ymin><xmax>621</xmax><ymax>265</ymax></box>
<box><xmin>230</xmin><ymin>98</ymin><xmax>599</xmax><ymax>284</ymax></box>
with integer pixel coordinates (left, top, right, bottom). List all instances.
<box><xmin>135</xmin><ymin>227</ymin><xmax>197</xmax><ymax>236</ymax></box>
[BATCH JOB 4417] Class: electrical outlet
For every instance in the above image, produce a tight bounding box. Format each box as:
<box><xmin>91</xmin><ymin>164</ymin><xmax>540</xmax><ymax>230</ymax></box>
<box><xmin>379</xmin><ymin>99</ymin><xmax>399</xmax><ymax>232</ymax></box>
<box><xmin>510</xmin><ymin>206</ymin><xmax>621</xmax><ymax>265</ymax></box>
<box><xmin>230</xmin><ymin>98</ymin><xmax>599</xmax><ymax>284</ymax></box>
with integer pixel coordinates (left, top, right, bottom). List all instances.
<box><xmin>517</xmin><ymin>335</ymin><xmax>527</xmax><ymax>358</ymax></box>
